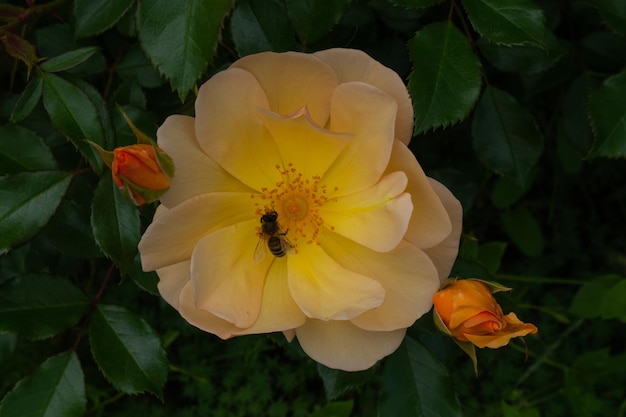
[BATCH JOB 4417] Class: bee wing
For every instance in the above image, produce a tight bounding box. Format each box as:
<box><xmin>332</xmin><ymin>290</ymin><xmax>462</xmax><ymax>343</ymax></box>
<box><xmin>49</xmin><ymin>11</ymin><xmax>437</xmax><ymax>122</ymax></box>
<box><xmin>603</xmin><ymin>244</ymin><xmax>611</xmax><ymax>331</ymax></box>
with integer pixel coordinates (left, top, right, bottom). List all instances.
<box><xmin>253</xmin><ymin>237</ymin><xmax>267</xmax><ymax>263</ymax></box>
<box><xmin>280</xmin><ymin>235</ymin><xmax>296</xmax><ymax>254</ymax></box>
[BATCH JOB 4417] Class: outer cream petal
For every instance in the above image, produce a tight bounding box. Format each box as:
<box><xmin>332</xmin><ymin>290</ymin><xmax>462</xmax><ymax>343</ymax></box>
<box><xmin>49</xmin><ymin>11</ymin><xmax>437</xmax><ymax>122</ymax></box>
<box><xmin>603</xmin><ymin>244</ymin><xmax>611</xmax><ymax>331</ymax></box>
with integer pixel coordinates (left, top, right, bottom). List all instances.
<box><xmin>138</xmin><ymin>192</ymin><xmax>256</xmax><ymax>271</ymax></box>
<box><xmin>178</xmin><ymin>281</ymin><xmax>237</xmax><ymax>340</ymax></box>
<box><xmin>191</xmin><ymin>219</ymin><xmax>271</xmax><ymax>329</ymax></box>
<box><xmin>157</xmin><ymin>115</ymin><xmax>253</xmax><ymax>208</ymax></box>
<box><xmin>319</xmin><ymin>232</ymin><xmax>439</xmax><ymax>331</ymax></box>
<box><xmin>255</xmin><ymin>107</ymin><xmax>351</xmax><ymax>181</ymax></box>
<box><xmin>232</xmin><ymin>257</ymin><xmax>306</xmax><ymax>335</ymax></box>
<box><xmin>295</xmin><ymin>319</ymin><xmax>406</xmax><ymax>371</ymax></box>
<box><xmin>386</xmin><ymin>140</ymin><xmax>451</xmax><ymax>249</ymax></box>
<box><xmin>322</xmin><ymin>82</ymin><xmax>397</xmax><ymax>194</ymax></box>
<box><xmin>195</xmin><ymin>68</ymin><xmax>283</xmax><ymax>191</ymax></box>
<box><xmin>321</xmin><ymin>171</ymin><xmax>412</xmax><ymax>252</ymax></box>
<box><xmin>230</xmin><ymin>51</ymin><xmax>338</xmax><ymax>127</ymax></box>
<box><xmin>315</xmin><ymin>48</ymin><xmax>413</xmax><ymax>145</ymax></box>
<box><xmin>156</xmin><ymin>260</ymin><xmax>190</xmax><ymax>309</ymax></box>
<box><xmin>288</xmin><ymin>243</ymin><xmax>385</xmax><ymax>321</ymax></box>
<box><xmin>423</xmin><ymin>178</ymin><xmax>463</xmax><ymax>283</ymax></box>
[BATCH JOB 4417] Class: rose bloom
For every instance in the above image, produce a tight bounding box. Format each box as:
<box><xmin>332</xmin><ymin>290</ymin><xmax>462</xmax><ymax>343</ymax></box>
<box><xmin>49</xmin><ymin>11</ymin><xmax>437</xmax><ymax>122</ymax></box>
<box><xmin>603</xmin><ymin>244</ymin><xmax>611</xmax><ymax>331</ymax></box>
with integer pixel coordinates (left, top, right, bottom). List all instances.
<box><xmin>433</xmin><ymin>279</ymin><xmax>538</xmax><ymax>348</ymax></box>
<box><xmin>138</xmin><ymin>49</ymin><xmax>462</xmax><ymax>371</ymax></box>
<box><xmin>112</xmin><ymin>144</ymin><xmax>171</xmax><ymax>205</ymax></box>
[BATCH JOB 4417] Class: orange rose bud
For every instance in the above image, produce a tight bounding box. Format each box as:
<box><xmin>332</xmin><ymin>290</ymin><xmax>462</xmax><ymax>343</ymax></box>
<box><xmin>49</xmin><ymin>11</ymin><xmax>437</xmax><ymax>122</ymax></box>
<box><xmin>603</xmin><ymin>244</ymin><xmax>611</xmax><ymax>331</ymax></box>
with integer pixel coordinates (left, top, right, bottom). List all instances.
<box><xmin>111</xmin><ymin>144</ymin><xmax>173</xmax><ymax>205</ymax></box>
<box><xmin>433</xmin><ymin>279</ymin><xmax>537</xmax><ymax>349</ymax></box>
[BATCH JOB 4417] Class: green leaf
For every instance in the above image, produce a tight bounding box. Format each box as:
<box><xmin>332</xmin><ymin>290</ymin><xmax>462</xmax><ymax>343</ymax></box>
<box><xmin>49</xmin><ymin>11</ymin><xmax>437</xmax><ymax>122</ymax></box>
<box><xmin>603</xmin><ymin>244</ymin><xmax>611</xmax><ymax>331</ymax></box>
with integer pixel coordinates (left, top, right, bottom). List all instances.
<box><xmin>0</xmin><ymin>171</ymin><xmax>72</xmax><ymax>255</ymax></box>
<box><xmin>461</xmin><ymin>0</ymin><xmax>546</xmax><ymax>46</ymax></box>
<box><xmin>136</xmin><ymin>0</ymin><xmax>235</xmax><ymax>98</ymax></box>
<box><xmin>41</xmin><ymin>72</ymin><xmax>105</xmax><ymax>173</ymax></box>
<box><xmin>113</xmin><ymin>80</ymin><xmax>147</xmax><ymax>109</ymax></box>
<box><xmin>40</xmin><ymin>200</ymin><xmax>102</xmax><ymax>259</ymax></box>
<box><xmin>0</xmin><ymin>333</ymin><xmax>17</xmax><ymax>372</ymax></box>
<box><xmin>0</xmin><ymin>351</ymin><xmax>85</xmax><ymax>417</ymax></box>
<box><xmin>128</xmin><ymin>256</ymin><xmax>159</xmax><ymax>295</ymax></box>
<box><xmin>284</xmin><ymin>0</ymin><xmax>351</xmax><ymax>45</ymax></box>
<box><xmin>91</xmin><ymin>174</ymin><xmax>140</xmax><ymax>275</ymax></box>
<box><xmin>601</xmin><ymin>279</ymin><xmax>626</xmax><ymax>319</ymax></box>
<box><xmin>472</xmin><ymin>86</ymin><xmax>543</xmax><ymax>187</ymax></box>
<box><xmin>561</xmin><ymin>75</ymin><xmax>598</xmax><ymax>155</ymax></box>
<box><xmin>380</xmin><ymin>337</ymin><xmax>462</xmax><ymax>417</ymax></box>
<box><xmin>569</xmin><ymin>275</ymin><xmax>622</xmax><ymax>318</ymax></box>
<box><xmin>308</xmin><ymin>400</ymin><xmax>354</xmax><ymax>417</ymax></box>
<box><xmin>501</xmin><ymin>401</ymin><xmax>541</xmax><ymax>417</ymax></box>
<box><xmin>116</xmin><ymin>44</ymin><xmax>163</xmax><ymax>89</ymax></box>
<box><xmin>477</xmin><ymin>31</ymin><xmax>567</xmax><ymax>74</ymax></box>
<box><xmin>499</xmin><ymin>205</ymin><xmax>544</xmax><ymax>258</ymax></box>
<box><xmin>10</xmin><ymin>75</ymin><xmax>43</xmax><ymax>123</ymax></box>
<box><xmin>590</xmin><ymin>0</ymin><xmax>626</xmax><ymax>35</ymax></box>
<box><xmin>317</xmin><ymin>364</ymin><xmax>377</xmax><ymax>400</ymax></box>
<box><xmin>89</xmin><ymin>304</ymin><xmax>168</xmax><ymax>397</ymax></box>
<box><xmin>73</xmin><ymin>78</ymin><xmax>116</xmax><ymax>150</ymax></box>
<box><xmin>477</xmin><ymin>241</ymin><xmax>508</xmax><ymax>274</ymax></box>
<box><xmin>230</xmin><ymin>0</ymin><xmax>296</xmax><ymax>56</ymax></box>
<box><xmin>0</xmin><ymin>125</ymin><xmax>57</xmax><ymax>174</ymax></box>
<box><xmin>588</xmin><ymin>71</ymin><xmax>626</xmax><ymax>158</ymax></box>
<box><xmin>581</xmin><ymin>31</ymin><xmax>626</xmax><ymax>72</ymax></box>
<box><xmin>0</xmin><ymin>275</ymin><xmax>88</xmax><ymax>339</ymax></box>
<box><xmin>74</xmin><ymin>0</ymin><xmax>135</xmax><ymax>37</ymax></box>
<box><xmin>389</xmin><ymin>0</ymin><xmax>444</xmax><ymax>9</ymax></box>
<box><xmin>40</xmin><ymin>47</ymin><xmax>100</xmax><ymax>72</ymax></box>
<box><xmin>408</xmin><ymin>21</ymin><xmax>482</xmax><ymax>134</ymax></box>
<box><xmin>35</xmin><ymin>24</ymin><xmax>106</xmax><ymax>77</ymax></box>
<box><xmin>490</xmin><ymin>175</ymin><xmax>532</xmax><ymax>209</ymax></box>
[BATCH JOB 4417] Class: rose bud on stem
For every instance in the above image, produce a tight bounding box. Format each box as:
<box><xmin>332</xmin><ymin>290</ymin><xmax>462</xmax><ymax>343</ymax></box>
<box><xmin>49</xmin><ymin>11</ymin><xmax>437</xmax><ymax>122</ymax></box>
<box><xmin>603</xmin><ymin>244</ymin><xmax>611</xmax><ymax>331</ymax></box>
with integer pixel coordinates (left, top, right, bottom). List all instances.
<box><xmin>88</xmin><ymin>108</ymin><xmax>175</xmax><ymax>205</ymax></box>
<box><xmin>433</xmin><ymin>278</ymin><xmax>538</xmax><ymax>373</ymax></box>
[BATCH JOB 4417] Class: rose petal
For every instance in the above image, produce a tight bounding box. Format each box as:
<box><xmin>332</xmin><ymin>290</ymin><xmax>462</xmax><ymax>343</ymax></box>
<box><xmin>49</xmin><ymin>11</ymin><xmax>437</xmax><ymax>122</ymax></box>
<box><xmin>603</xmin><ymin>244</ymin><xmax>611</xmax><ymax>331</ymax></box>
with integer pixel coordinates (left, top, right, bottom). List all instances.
<box><xmin>138</xmin><ymin>193</ymin><xmax>256</xmax><ymax>271</ymax></box>
<box><xmin>231</xmin><ymin>51</ymin><xmax>338</xmax><ymax>126</ymax></box>
<box><xmin>156</xmin><ymin>260</ymin><xmax>190</xmax><ymax>309</ymax></box>
<box><xmin>323</xmin><ymin>81</ymin><xmax>397</xmax><ymax>194</ymax></box>
<box><xmin>195</xmin><ymin>67</ymin><xmax>283</xmax><ymax>191</ymax></box>
<box><xmin>157</xmin><ymin>115</ymin><xmax>253</xmax><ymax>208</ymax></box>
<box><xmin>288</xmin><ymin>243</ymin><xmax>385</xmax><ymax>320</ymax></box>
<box><xmin>321</xmin><ymin>171</ymin><xmax>411</xmax><ymax>252</ymax></box>
<box><xmin>314</xmin><ymin>48</ymin><xmax>413</xmax><ymax>145</ymax></box>
<box><xmin>295</xmin><ymin>319</ymin><xmax>406</xmax><ymax>371</ymax></box>
<box><xmin>386</xmin><ymin>140</ymin><xmax>452</xmax><ymax>249</ymax></box>
<box><xmin>233</xmin><ymin>257</ymin><xmax>306</xmax><ymax>335</ymax></box>
<box><xmin>191</xmin><ymin>219</ymin><xmax>270</xmax><ymax>328</ymax></box>
<box><xmin>422</xmin><ymin>178</ymin><xmax>463</xmax><ymax>283</ymax></box>
<box><xmin>178</xmin><ymin>281</ymin><xmax>237</xmax><ymax>340</ymax></box>
<box><xmin>465</xmin><ymin>313</ymin><xmax>538</xmax><ymax>349</ymax></box>
<box><xmin>255</xmin><ymin>107</ymin><xmax>351</xmax><ymax>180</ymax></box>
<box><xmin>319</xmin><ymin>232</ymin><xmax>439</xmax><ymax>331</ymax></box>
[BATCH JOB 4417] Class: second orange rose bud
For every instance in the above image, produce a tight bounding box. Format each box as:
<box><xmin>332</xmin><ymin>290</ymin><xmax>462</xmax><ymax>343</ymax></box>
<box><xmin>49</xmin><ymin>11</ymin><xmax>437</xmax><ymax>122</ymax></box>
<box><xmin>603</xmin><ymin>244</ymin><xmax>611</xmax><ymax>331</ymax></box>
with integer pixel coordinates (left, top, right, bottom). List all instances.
<box><xmin>433</xmin><ymin>279</ymin><xmax>538</xmax><ymax>349</ymax></box>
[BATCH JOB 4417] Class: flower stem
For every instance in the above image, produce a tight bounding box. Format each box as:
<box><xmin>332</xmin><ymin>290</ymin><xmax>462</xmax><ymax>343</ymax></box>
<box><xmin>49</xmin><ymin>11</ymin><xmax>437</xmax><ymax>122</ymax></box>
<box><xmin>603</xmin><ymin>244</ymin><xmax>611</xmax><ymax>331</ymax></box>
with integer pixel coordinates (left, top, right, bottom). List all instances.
<box><xmin>496</xmin><ymin>273</ymin><xmax>584</xmax><ymax>286</ymax></box>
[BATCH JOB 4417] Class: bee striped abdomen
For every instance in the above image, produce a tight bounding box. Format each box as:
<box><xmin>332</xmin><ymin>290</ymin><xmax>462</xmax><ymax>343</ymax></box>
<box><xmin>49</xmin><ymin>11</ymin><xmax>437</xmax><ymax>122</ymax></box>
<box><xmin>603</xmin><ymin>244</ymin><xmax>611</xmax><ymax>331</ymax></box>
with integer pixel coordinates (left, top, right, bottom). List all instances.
<box><xmin>268</xmin><ymin>236</ymin><xmax>287</xmax><ymax>257</ymax></box>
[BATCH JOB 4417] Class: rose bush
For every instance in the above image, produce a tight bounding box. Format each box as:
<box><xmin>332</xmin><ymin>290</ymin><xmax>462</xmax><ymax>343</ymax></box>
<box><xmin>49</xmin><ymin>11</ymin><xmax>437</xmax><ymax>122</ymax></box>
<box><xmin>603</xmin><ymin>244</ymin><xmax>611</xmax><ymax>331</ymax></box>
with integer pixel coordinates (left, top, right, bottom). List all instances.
<box><xmin>433</xmin><ymin>279</ymin><xmax>538</xmax><ymax>348</ymax></box>
<box><xmin>138</xmin><ymin>48</ymin><xmax>462</xmax><ymax>371</ymax></box>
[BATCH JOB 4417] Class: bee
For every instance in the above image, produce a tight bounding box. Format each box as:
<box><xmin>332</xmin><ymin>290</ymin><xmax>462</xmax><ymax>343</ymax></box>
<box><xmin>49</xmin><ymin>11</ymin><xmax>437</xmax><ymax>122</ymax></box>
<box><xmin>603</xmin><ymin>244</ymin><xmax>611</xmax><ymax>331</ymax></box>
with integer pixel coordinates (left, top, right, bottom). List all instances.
<box><xmin>254</xmin><ymin>210</ymin><xmax>295</xmax><ymax>262</ymax></box>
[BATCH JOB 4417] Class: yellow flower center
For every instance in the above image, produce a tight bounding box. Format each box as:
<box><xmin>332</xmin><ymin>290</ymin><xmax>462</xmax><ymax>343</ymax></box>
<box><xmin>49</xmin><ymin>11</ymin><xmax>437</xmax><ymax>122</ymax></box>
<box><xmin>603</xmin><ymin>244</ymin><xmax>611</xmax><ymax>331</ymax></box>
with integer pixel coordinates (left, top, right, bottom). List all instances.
<box><xmin>253</xmin><ymin>163</ymin><xmax>338</xmax><ymax>247</ymax></box>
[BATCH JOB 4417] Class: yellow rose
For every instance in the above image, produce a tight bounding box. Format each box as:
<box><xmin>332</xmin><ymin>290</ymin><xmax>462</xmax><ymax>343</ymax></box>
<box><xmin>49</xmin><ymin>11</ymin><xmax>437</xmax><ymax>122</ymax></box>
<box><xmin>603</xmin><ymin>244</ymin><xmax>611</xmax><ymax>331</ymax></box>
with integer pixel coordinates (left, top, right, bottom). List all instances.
<box><xmin>433</xmin><ymin>279</ymin><xmax>538</xmax><ymax>348</ymax></box>
<box><xmin>138</xmin><ymin>49</ymin><xmax>462</xmax><ymax>371</ymax></box>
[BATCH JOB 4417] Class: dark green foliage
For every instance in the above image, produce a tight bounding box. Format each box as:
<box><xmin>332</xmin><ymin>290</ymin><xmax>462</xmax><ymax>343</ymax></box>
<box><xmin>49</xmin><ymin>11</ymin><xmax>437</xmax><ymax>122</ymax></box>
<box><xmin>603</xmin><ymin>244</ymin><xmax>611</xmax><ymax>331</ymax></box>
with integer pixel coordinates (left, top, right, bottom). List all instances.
<box><xmin>1</xmin><ymin>0</ymin><xmax>625</xmax><ymax>416</ymax></box>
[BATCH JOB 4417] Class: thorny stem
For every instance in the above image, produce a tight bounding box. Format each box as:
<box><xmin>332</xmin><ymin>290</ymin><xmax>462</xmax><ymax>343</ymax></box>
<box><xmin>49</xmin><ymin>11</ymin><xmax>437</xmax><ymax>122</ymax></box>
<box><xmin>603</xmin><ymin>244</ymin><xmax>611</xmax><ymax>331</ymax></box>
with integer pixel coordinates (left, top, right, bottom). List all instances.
<box><xmin>71</xmin><ymin>262</ymin><xmax>116</xmax><ymax>351</ymax></box>
<box><xmin>0</xmin><ymin>0</ymin><xmax>70</xmax><ymax>36</ymax></box>
<box><xmin>515</xmin><ymin>317</ymin><xmax>585</xmax><ymax>386</ymax></box>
